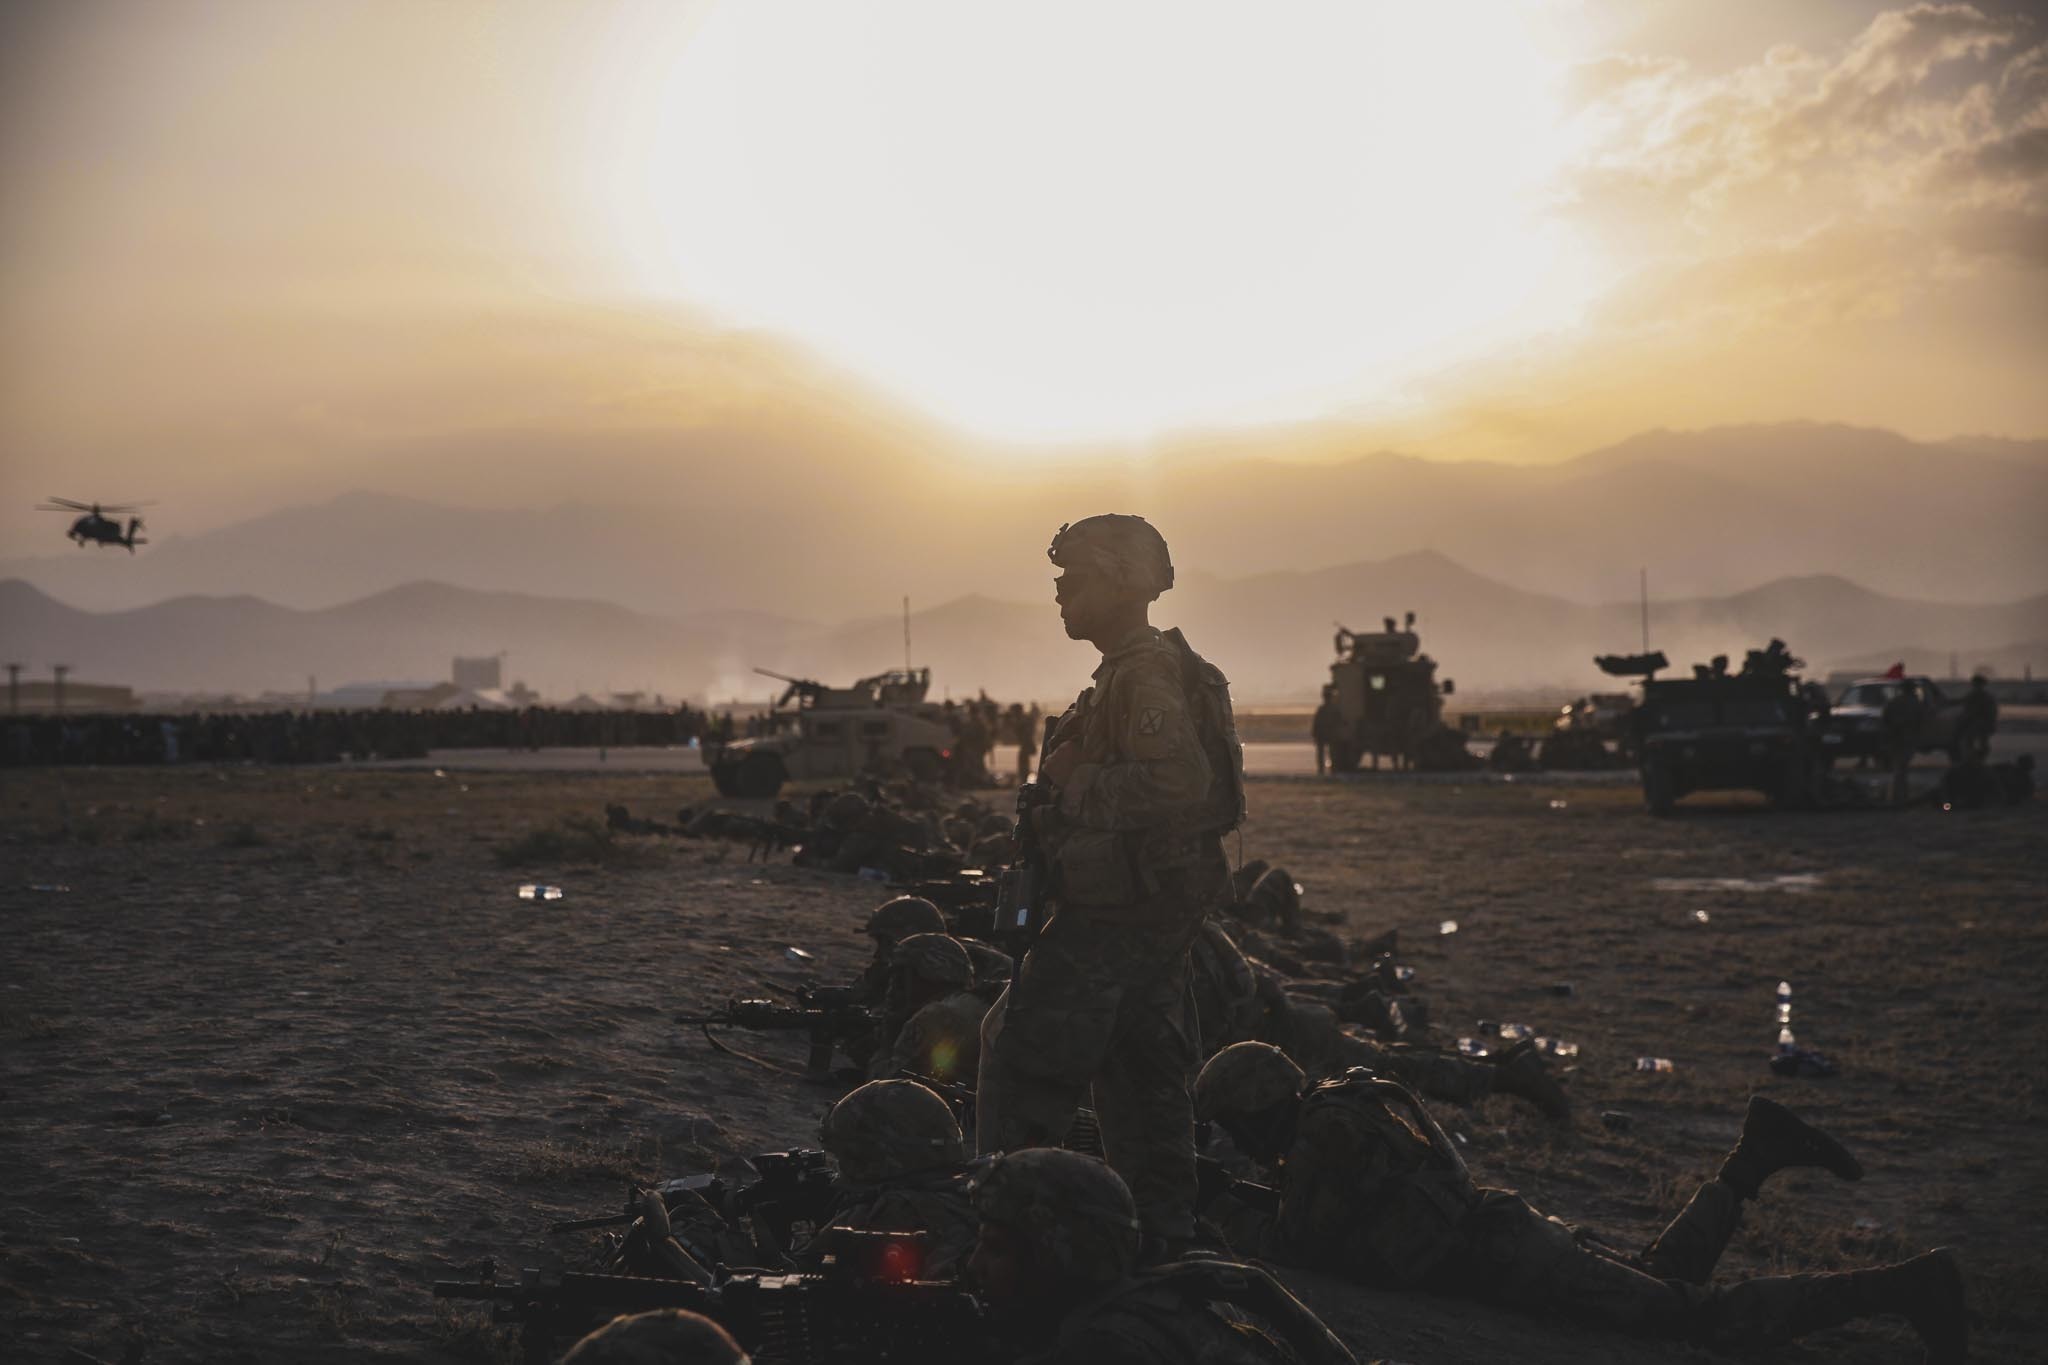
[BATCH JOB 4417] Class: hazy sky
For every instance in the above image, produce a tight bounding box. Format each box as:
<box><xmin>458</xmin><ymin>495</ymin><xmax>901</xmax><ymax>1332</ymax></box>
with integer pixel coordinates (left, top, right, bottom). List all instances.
<box><xmin>3</xmin><ymin>0</ymin><xmax>2045</xmax><ymax>545</ymax></box>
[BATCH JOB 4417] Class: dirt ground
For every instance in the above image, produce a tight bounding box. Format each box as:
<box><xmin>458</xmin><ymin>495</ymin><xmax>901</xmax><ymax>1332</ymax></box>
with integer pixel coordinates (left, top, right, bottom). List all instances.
<box><xmin>2</xmin><ymin>764</ymin><xmax>2043</xmax><ymax>1364</ymax></box>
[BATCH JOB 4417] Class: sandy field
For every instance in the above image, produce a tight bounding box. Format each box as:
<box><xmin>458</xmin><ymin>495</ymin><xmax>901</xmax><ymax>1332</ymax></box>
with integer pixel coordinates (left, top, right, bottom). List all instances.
<box><xmin>2</xmin><ymin>764</ymin><xmax>2043</xmax><ymax>1364</ymax></box>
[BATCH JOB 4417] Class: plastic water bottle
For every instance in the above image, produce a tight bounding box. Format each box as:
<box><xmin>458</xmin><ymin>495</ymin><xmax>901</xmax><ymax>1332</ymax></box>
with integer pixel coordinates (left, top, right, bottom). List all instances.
<box><xmin>1497</xmin><ymin>1022</ymin><xmax>1534</xmax><ymax>1042</ymax></box>
<box><xmin>1439</xmin><ymin>919</ymin><xmax>1459</xmax><ymax>936</ymax></box>
<box><xmin>1635</xmin><ymin>1056</ymin><xmax>1675</xmax><ymax>1073</ymax></box>
<box><xmin>1456</xmin><ymin>1037</ymin><xmax>1490</xmax><ymax>1058</ymax></box>
<box><xmin>1775</xmin><ymin>981</ymin><xmax>1793</xmax><ymax>1025</ymax></box>
<box><xmin>517</xmin><ymin>884</ymin><xmax>564</xmax><ymax>901</ymax></box>
<box><xmin>1536</xmin><ymin>1037</ymin><xmax>1580</xmax><ymax>1059</ymax></box>
<box><xmin>1778</xmin><ymin>1026</ymin><xmax>1797</xmax><ymax>1055</ymax></box>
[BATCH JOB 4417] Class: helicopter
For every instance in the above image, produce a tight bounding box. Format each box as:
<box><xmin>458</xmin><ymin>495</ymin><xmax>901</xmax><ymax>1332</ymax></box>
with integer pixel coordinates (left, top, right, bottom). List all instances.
<box><xmin>36</xmin><ymin>497</ymin><xmax>153</xmax><ymax>551</ymax></box>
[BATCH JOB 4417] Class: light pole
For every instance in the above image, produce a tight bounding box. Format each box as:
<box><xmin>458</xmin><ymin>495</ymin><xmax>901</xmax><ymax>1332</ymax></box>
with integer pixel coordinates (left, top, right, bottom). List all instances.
<box><xmin>53</xmin><ymin>664</ymin><xmax>70</xmax><ymax>716</ymax></box>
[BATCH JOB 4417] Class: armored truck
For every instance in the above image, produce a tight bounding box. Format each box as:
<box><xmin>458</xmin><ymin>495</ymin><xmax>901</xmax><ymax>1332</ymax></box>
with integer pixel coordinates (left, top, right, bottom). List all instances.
<box><xmin>1324</xmin><ymin>614</ymin><xmax>1472</xmax><ymax>772</ymax></box>
<box><xmin>708</xmin><ymin>668</ymin><xmax>958</xmax><ymax>798</ymax></box>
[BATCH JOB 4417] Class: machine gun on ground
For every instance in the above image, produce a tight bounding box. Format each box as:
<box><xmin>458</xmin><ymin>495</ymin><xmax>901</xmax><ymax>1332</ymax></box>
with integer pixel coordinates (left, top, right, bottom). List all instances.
<box><xmin>435</xmin><ymin>1229</ymin><xmax>990</xmax><ymax>1364</ymax></box>
<box><xmin>675</xmin><ymin>986</ymin><xmax>875</xmax><ymax>1075</ymax></box>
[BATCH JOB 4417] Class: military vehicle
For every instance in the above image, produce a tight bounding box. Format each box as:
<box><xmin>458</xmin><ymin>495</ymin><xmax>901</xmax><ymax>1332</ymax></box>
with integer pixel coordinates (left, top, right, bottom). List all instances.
<box><xmin>1607</xmin><ymin>643</ymin><xmax>1822</xmax><ymax>814</ymax></box>
<box><xmin>1323</xmin><ymin>612</ymin><xmax>1473</xmax><ymax>772</ymax></box>
<box><xmin>1541</xmin><ymin>691</ymin><xmax>1636</xmax><ymax>768</ymax></box>
<box><xmin>1820</xmin><ymin>675</ymin><xmax>1966</xmax><ymax>766</ymax></box>
<box><xmin>708</xmin><ymin>667</ymin><xmax>959</xmax><ymax>798</ymax></box>
<box><xmin>37</xmin><ymin>496</ymin><xmax>152</xmax><ymax>551</ymax></box>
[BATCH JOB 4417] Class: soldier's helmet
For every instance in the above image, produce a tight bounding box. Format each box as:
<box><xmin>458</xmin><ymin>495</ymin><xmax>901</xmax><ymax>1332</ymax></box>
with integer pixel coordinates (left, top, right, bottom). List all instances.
<box><xmin>824</xmin><ymin>792</ymin><xmax>872</xmax><ymax>830</ymax></box>
<box><xmin>1048</xmin><ymin>515</ymin><xmax>1174</xmax><ymax>601</ymax></box>
<box><xmin>1194</xmin><ymin>1042</ymin><xmax>1306</xmax><ymax>1123</ymax></box>
<box><xmin>560</xmin><ymin>1307</ymin><xmax>746</xmax><ymax>1365</ymax></box>
<box><xmin>820</xmin><ymin>1078</ymin><xmax>965</xmax><ymax>1183</ymax></box>
<box><xmin>864</xmin><ymin>895</ymin><xmax>946</xmax><ymax>942</ymax></box>
<box><xmin>970</xmin><ymin>1148</ymin><xmax>1141</xmax><ymax>1289</ymax></box>
<box><xmin>975</xmin><ymin>813</ymin><xmax>1014</xmax><ymax>839</ymax></box>
<box><xmin>891</xmin><ymin>932</ymin><xmax>974</xmax><ymax>989</ymax></box>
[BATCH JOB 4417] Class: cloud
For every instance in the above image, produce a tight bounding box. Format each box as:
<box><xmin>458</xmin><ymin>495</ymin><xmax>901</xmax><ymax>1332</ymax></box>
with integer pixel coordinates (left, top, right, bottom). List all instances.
<box><xmin>1567</xmin><ymin>3</ymin><xmax>2046</xmax><ymax>247</ymax></box>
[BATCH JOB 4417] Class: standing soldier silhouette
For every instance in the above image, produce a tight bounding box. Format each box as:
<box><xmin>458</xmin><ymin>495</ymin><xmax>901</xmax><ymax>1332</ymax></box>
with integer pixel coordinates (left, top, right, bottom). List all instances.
<box><xmin>975</xmin><ymin>515</ymin><xmax>1244</xmax><ymax>1256</ymax></box>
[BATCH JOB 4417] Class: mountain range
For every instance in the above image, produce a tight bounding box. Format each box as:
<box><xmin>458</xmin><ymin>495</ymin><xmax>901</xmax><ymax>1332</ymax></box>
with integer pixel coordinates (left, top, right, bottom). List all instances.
<box><xmin>5</xmin><ymin>552</ymin><xmax>2040</xmax><ymax>704</ymax></box>
<box><xmin>4</xmin><ymin>422</ymin><xmax>2043</xmax><ymax>621</ymax></box>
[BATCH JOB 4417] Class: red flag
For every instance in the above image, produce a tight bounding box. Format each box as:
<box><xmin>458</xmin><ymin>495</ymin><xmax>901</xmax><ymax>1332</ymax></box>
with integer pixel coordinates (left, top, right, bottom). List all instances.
<box><xmin>1883</xmin><ymin>661</ymin><xmax>1906</xmax><ymax>679</ymax></box>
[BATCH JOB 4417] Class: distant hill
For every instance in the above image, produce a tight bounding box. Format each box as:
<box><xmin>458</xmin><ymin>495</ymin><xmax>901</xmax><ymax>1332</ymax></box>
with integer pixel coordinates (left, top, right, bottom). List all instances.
<box><xmin>5</xmin><ymin>552</ymin><xmax>2041</xmax><ymax>702</ymax></box>
<box><xmin>0</xmin><ymin>422</ymin><xmax>2041</xmax><ymax>618</ymax></box>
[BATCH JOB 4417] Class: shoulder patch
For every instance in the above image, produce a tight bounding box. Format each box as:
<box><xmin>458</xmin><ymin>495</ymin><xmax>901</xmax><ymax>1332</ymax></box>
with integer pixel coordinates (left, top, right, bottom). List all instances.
<box><xmin>1137</xmin><ymin>705</ymin><xmax>1166</xmax><ymax>736</ymax></box>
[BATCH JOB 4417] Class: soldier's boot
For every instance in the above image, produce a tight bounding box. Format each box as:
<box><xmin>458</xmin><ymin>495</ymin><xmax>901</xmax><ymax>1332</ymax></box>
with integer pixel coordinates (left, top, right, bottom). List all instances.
<box><xmin>1716</xmin><ymin>1095</ymin><xmax>1863</xmax><ymax>1199</ymax></box>
<box><xmin>1641</xmin><ymin>1179</ymin><xmax>1740</xmax><ymax>1285</ymax></box>
<box><xmin>1488</xmin><ymin>1039</ymin><xmax>1572</xmax><ymax>1122</ymax></box>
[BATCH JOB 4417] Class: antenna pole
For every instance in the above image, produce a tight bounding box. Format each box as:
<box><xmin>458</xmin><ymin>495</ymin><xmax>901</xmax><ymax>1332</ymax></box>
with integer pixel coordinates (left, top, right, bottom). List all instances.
<box><xmin>1639</xmin><ymin>567</ymin><xmax>1649</xmax><ymax>654</ymax></box>
<box><xmin>903</xmin><ymin>596</ymin><xmax>912</xmax><ymax>671</ymax></box>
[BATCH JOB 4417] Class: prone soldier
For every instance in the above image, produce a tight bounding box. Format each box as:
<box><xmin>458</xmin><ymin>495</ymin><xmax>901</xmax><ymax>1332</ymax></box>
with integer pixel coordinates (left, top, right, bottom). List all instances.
<box><xmin>1193</xmin><ymin>1043</ymin><xmax>1966</xmax><ymax>1360</ymax></box>
<box><xmin>967</xmin><ymin>1147</ymin><xmax>1356</xmax><ymax>1365</ymax></box>
<box><xmin>869</xmin><ymin>933</ymin><xmax>990</xmax><ymax>1087</ymax></box>
<box><xmin>1190</xmin><ymin>919</ymin><xmax>1568</xmax><ymax>1120</ymax></box>
<box><xmin>807</xmin><ymin>1078</ymin><xmax>984</xmax><ymax>1282</ymax></box>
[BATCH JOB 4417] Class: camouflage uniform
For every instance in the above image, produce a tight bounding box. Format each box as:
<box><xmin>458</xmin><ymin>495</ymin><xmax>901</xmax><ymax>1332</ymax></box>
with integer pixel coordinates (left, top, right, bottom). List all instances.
<box><xmin>979</xmin><ymin>519</ymin><xmax>1243</xmax><ymax>1242</ymax></box>
<box><xmin>1196</xmin><ymin>1052</ymin><xmax>1963</xmax><ymax>1357</ymax></box>
<box><xmin>808</xmin><ymin>1079</ymin><xmax>982</xmax><ymax>1282</ymax></box>
<box><xmin>969</xmin><ymin>1148</ymin><xmax>1353</xmax><ymax>1365</ymax></box>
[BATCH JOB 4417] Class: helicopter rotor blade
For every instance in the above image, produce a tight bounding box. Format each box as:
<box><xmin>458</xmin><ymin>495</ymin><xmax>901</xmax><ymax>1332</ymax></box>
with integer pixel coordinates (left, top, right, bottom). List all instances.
<box><xmin>42</xmin><ymin>497</ymin><xmax>94</xmax><ymax>510</ymax></box>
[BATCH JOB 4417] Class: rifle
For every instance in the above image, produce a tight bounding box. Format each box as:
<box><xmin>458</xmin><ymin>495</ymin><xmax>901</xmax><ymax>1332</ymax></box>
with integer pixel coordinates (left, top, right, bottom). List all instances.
<box><xmin>897</xmin><ymin>872</ymin><xmax>1002</xmax><ymax>915</ymax></box>
<box><xmin>676</xmin><ymin>987</ymin><xmax>874</xmax><ymax>1074</ymax></box>
<box><xmin>435</xmin><ymin>1230</ymin><xmax>991</xmax><ymax>1364</ymax></box>
<box><xmin>549</xmin><ymin>1149</ymin><xmax>840</xmax><ymax>1258</ymax></box>
<box><xmin>994</xmin><ymin>782</ymin><xmax>1054</xmax><ymax>975</ymax></box>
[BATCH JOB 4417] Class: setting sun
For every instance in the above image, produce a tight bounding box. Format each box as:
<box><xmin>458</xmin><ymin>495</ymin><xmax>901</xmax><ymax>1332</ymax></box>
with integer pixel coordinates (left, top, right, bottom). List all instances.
<box><xmin>593</xmin><ymin>1</ymin><xmax>1597</xmax><ymax>441</ymax></box>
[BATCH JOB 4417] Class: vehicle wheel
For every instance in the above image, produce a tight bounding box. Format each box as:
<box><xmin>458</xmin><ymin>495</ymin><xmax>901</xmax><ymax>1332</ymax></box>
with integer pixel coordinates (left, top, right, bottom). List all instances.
<box><xmin>1330</xmin><ymin>741</ymin><xmax>1360</xmax><ymax>773</ymax></box>
<box><xmin>710</xmin><ymin>759</ymin><xmax>742</xmax><ymax>797</ymax></box>
<box><xmin>735</xmin><ymin>752</ymin><xmax>786</xmax><ymax>799</ymax></box>
<box><xmin>1643</xmin><ymin>758</ymin><xmax>1677</xmax><ymax>816</ymax></box>
<box><xmin>904</xmin><ymin>747</ymin><xmax>945</xmax><ymax>785</ymax></box>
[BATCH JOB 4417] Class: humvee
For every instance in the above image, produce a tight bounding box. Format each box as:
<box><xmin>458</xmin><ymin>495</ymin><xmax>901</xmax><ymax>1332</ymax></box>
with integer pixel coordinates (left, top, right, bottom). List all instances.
<box><xmin>1631</xmin><ymin>672</ymin><xmax>1819</xmax><ymax>814</ymax></box>
<box><xmin>707</xmin><ymin>668</ymin><xmax>958</xmax><ymax>798</ymax></box>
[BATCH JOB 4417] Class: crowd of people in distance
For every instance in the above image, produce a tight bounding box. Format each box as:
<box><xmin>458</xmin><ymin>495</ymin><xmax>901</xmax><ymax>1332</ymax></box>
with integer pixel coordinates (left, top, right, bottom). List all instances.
<box><xmin>2</xmin><ymin>704</ymin><xmax>734</xmax><ymax>766</ymax></box>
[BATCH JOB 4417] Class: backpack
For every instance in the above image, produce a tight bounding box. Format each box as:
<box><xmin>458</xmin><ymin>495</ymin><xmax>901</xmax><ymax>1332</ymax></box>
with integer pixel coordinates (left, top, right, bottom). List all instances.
<box><xmin>1162</xmin><ymin>627</ymin><xmax>1246</xmax><ymax>835</ymax></box>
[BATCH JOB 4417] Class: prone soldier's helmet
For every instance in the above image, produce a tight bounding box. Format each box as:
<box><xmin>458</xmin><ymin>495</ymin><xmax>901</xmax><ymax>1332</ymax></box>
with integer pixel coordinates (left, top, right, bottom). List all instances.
<box><xmin>975</xmin><ymin>813</ymin><xmax>1014</xmax><ymax>840</ymax></box>
<box><xmin>820</xmin><ymin>1078</ymin><xmax>965</xmax><ymax>1183</ymax></box>
<box><xmin>970</xmin><ymin>1148</ymin><xmax>1141</xmax><ymax>1289</ymax></box>
<box><xmin>891</xmin><ymin>933</ymin><xmax>974</xmax><ymax>989</ymax></box>
<box><xmin>1194</xmin><ymin>1042</ymin><xmax>1306</xmax><ymax>1124</ymax></box>
<box><xmin>559</xmin><ymin>1307</ymin><xmax>747</xmax><ymax>1365</ymax></box>
<box><xmin>864</xmin><ymin>896</ymin><xmax>946</xmax><ymax>942</ymax></box>
<box><xmin>1047</xmin><ymin>515</ymin><xmax>1174</xmax><ymax>601</ymax></box>
<box><xmin>824</xmin><ymin>792</ymin><xmax>871</xmax><ymax>830</ymax></box>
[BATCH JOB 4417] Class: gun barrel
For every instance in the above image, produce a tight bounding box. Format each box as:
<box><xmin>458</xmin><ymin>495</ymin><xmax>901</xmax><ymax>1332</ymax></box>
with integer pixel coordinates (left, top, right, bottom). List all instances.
<box><xmin>549</xmin><ymin>1213</ymin><xmax>635</xmax><ymax>1233</ymax></box>
<box><xmin>432</xmin><ymin>1279</ymin><xmax>512</xmax><ymax>1301</ymax></box>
